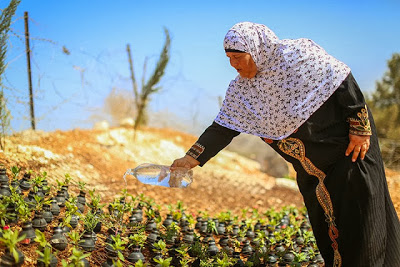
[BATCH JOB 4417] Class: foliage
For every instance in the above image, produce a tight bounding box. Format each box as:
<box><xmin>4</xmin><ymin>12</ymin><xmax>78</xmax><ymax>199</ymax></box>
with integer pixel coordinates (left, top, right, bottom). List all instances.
<box><xmin>153</xmin><ymin>257</ymin><xmax>172</xmax><ymax>267</ymax></box>
<box><xmin>10</xmin><ymin>165</ymin><xmax>21</xmax><ymax>182</ymax></box>
<box><xmin>128</xmin><ymin>225</ymin><xmax>147</xmax><ymax>248</ymax></box>
<box><xmin>367</xmin><ymin>53</ymin><xmax>400</xmax><ymax>139</ymax></box>
<box><xmin>0</xmin><ymin>227</ymin><xmax>25</xmax><ymax>263</ymax></box>
<box><xmin>61</xmin><ymin>247</ymin><xmax>90</xmax><ymax>267</ymax></box>
<box><xmin>35</xmin><ymin>230</ymin><xmax>57</xmax><ymax>266</ymax></box>
<box><xmin>0</xmin><ymin>165</ymin><xmax>321</xmax><ymax>266</ymax></box>
<box><xmin>83</xmin><ymin>210</ymin><xmax>101</xmax><ymax>232</ymax></box>
<box><xmin>366</xmin><ymin>53</ymin><xmax>400</xmax><ymax>168</ymax></box>
<box><xmin>108</xmin><ymin>234</ymin><xmax>127</xmax><ymax>262</ymax></box>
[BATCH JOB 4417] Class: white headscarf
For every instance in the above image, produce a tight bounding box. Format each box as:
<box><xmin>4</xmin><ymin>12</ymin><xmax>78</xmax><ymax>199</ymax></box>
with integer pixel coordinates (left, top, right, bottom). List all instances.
<box><xmin>215</xmin><ymin>22</ymin><xmax>351</xmax><ymax>140</ymax></box>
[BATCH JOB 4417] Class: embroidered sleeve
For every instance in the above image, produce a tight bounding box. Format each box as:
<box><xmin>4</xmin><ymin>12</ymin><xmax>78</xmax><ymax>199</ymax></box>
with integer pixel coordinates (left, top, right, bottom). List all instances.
<box><xmin>347</xmin><ymin>105</ymin><xmax>372</xmax><ymax>136</ymax></box>
<box><xmin>186</xmin><ymin>142</ymin><xmax>205</xmax><ymax>160</ymax></box>
<box><xmin>185</xmin><ymin>121</ymin><xmax>240</xmax><ymax>166</ymax></box>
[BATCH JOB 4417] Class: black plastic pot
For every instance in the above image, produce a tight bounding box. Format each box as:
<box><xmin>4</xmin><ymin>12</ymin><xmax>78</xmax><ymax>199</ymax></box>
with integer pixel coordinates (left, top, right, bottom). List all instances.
<box><xmin>93</xmin><ymin>220</ymin><xmax>102</xmax><ymax>233</ymax></box>
<box><xmin>50</xmin><ymin>199</ymin><xmax>60</xmax><ymax>216</ymax></box>
<box><xmin>162</xmin><ymin>214</ymin><xmax>173</xmax><ymax>228</ymax></box>
<box><xmin>241</xmin><ymin>239</ymin><xmax>253</xmax><ymax>256</ymax></box>
<box><xmin>245</xmin><ymin>228</ymin><xmax>255</xmax><ymax>240</ymax></box>
<box><xmin>182</xmin><ymin>228</ymin><xmax>195</xmax><ymax>244</ymax></box>
<box><xmin>10</xmin><ymin>180</ymin><xmax>21</xmax><ymax>195</ymax></box>
<box><xmin>0</xmin><ymin>168</ymin><xmax>9</xmax><ymax>184</ymax></box>
<box><xmin>207</xmin><ymin>240</ymin><xmax>219</xmax><ymax>256</ymax></box>
<box><xmin>79</xmin><ymin>258</ymin><xmax>90</xmax><ymax>267</ymax></box>
<box><xmin>61</xmin><ymin>185</ymin><xmax>69</xmax><ymax>199</ymax></box>
<box><xmin>0</xmin><ymin>248</ymin><xmax>25</xmax><ymax>266</ymax></box>
<box><xmin>32</xmin><ymin>211</ymin><xmax>47</xmax><ymax>232</ymax></box>
<box><xmin>102</xmin><ymin>257</ymin><xmax>117</xmax><ymax>267</ymax></box>
<box><xmin>69</xmin><ymin>214</ymin><xmax>79</xmax><ymax>229</ymax></box>
<box><xmin>282</xmin><ymin>250</ymin><xmax>295</xmax><ymax>264</ymax></box>
<box><xmin>50</xmin><ymin>226</ymin><xmax>68</xmax><ymax>251</ymax></box>
<box><xmin>146</xmin><ymin>229</ymin><xmax>159</xmax><ymax>245</ymax></box>
<box><xmin>77</xmin><ymin>190</ymin><xmax>86</xmax><ymax>205</ymax></box>
<box><xmin>37</xmin><ymin>253</ymin><xmax>58</xmax><ymax>267</ymax></box>
<box><xmin>34</xmin><ymin>185</ymin><xmax>45</xmax><ymax>199</ymax></box>
<box><xmin>145</xmin><ymin>218</ymin><xmax>157</xmax><ymax>232</ymax></box>
<box><xmin>54</xmin><ymin>191</ymin><xmax>66</xmax><ymax>207</ymax></box>
<box><xmin>19</xmin><ymin>173</ymin><xmax>32</xmax><ymax>191</ymax></box>
<box><xmin>216</xmin><ymin>222</ymin><xmax>226</xmax><ymax>235</ymax></box>
<box><xmin>219</xmin><ymin>233</ymin><xmax>229</xmax><ymax>247</ymax></box>
<box><xmin>42</xmin><ymin>204</ymin><xmax>54</xmax><ymax>223</ymax></box>
<box><xmin>79</xmin><ymin>231</ymin><xmax>96</xmax><ymax>252</ymax></box>
<box><xmin>104</xmin><ymin>235</ymin><xmax>118</xmax><ymax>258</ymax></box>
<box><xmin>231</xmin><ymin>224</ymin><xmax>240</xmax><ymax>236</ymax></box>
<box><xmin>232</xmin><ymin>251</ymin><xmax>245</xmax><ymax>267</ymax></box>
<box><xmin>0</xmin><ymin>184</ymin><xmax>11</xmax><ymax>197</ymax></box>
<box><xmin>24</xmin><ymin>191</ymin><xmax>37</xmax><ymax>209</ymax></box>
<box><xmin>19</xmin><ymin>221</ymin><xmax>36</xmax><ymax>244</ymax></box>
<box><xmin>131</xmin><ymin>208</ymin><xmax>143</xmax><ymax>222</ymax></box>
<box><xmin>195</xmin><ymin>216</ymin><xmax>203</xmax><ymax>230</ymax></box>
<box><xmin>77</xmin><ymin>202</ymin><xmax>85</xmax><ymax>214</ymax></box>
<box><xmin>266</xmin><ymin>252</ymin><xmax>278</xmax><ymax>265</ymax></box>
<box><xmin>128</xmin><ymin>214</ymin><xmax>138</xmax><ymax>227</ymax></box>
<box><xmin>5</xmin><ymin>203</ymin><xmax>18</xmax><ymax>224</ymax></box>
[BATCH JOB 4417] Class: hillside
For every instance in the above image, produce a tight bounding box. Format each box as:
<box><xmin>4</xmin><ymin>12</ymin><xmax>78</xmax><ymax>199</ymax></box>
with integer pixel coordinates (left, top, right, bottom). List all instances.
<box><xmin>1</xmin><ymin>127</ymin><xmax>399</xmax><ymax>218</ymax></box>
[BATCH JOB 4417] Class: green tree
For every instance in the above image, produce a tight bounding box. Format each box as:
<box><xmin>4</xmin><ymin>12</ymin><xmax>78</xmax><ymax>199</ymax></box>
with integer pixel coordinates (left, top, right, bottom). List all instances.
<box><xmin>366</xmin><ymin>53</ymin><xmax>400</xmax><ymax>169</ymax></box>
<box><xmin>0</xmin><ymin>0</ymin><xmax>20</xmax><ymax>150</ymax></box>
<box><xmin>126</xmin><ymin>28</ymin><xmax>171</xmax><ymax>130</ymax></box>
<box><xmin>366</xmin><ymin>53</ymin><xmax>400</xmax><ymax>140</ymax></box>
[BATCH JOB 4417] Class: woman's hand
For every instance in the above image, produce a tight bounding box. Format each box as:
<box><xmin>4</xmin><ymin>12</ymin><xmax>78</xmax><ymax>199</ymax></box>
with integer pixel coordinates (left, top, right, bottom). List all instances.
<box><xmin>171</xmin><ymin>155</ymin><xmax>200</xmax><ymax>170</ymax></box>
<box><xmin>345</xmin><ymin>134</ymin><xmax>371</xmax><ymax>162</ymax></box>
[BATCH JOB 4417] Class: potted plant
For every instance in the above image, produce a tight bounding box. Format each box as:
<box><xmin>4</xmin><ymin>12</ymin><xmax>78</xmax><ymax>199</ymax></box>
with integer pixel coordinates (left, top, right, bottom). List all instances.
<box><xmin>34</xmin><ymin>229</ymin><xmax>58</xmax><ymax>267</ymax></box>
<box><xmin>0</xmin><ymin>227</ymin><xmax>26</xmax><ymax>266</ymax></box>
<box><xmin>61</xmin><ymin>247</ymin><xmax>91</xmax><ymax>267</ymax></box>
<box><xmin>32</xmin><ymin>195</ymin><xmax>52</xmax><ymax>231</ymax></box>
<box><xmin>104</xmin><ymin>233</ymin><xmax>127</xmax><ymax>263</ymax></box>
<box><xmin>127</xmin><ymin>226</ymin><xmax>147</xmax><ymax>264</ymax></box>
<box><xmin>9</xmin><ymin>166</ymin><xmax>21</xmax><ymax>194</ymax></box>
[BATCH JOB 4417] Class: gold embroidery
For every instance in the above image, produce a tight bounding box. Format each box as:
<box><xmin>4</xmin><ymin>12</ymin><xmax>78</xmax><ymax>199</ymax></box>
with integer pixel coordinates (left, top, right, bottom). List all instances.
<box><xmin>186</xmin><ymin>142</ymin><xmax>205</xmax><ymax>160</ymax></box>
<box><xmin>278</xmin><ymin>138</ymin><xmax>342</xmax><ymax>267</ymax></box>
<box><xmin>348</xmin><ymin>105</ymin><xmax>372</xmax><ymax>136</ymax></box>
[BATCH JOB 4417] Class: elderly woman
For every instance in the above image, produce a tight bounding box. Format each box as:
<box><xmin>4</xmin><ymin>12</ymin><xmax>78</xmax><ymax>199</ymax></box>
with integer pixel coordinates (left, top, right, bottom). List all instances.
<box><xmin>171</xmin><ymin>22</ymin><xmax>400</xmax><ymax>266</ymax></box>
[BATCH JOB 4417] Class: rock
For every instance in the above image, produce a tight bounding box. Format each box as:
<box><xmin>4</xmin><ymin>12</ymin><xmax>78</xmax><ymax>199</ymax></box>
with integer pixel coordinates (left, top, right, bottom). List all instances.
<box><xmin>119</xmin><ymin>117</ymin><xmax>134</xmax><ymax>127</ymax></box>
<box><xmin>93</xmin><ymin>120</ymin><xmax>109</xmax><ymax>130</ymax></box>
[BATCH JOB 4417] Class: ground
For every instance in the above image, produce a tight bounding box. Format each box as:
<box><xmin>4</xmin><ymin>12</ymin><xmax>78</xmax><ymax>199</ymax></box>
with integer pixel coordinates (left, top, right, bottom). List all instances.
<box><xmin>1</xmin><ymin>126</ymin><xmax>399</xmax><ymax>218</ymax></box>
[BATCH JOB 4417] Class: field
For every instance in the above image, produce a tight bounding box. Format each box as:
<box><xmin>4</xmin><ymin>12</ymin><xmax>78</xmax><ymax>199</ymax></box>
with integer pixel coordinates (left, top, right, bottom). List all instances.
<box><xmin>0</xmin><ymin>126</ymin><xmax>399</xmax><ymax>266</ymax></box>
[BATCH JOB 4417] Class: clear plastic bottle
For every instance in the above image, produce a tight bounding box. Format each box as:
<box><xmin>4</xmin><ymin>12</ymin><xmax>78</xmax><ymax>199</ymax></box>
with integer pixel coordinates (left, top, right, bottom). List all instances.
<box><xmin>124</xmin><ymin>163</ymin><xmax>193</xmax><ymax>188</ymax></box>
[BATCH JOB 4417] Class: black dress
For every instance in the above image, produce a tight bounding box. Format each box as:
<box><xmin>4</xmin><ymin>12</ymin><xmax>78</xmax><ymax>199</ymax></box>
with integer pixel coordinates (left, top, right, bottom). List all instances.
<box><xmin>186</xmin><ymin>73</ymin><xmax>400</xmax><ymax>267</ymax></box>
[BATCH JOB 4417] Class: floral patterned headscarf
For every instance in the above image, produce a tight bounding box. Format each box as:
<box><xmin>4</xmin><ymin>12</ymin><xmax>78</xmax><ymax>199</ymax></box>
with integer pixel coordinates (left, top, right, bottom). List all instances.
<box><xmin>215</xmin><ymin>22</ymin><xmax>351</xmax><ymax>140</ymax></box>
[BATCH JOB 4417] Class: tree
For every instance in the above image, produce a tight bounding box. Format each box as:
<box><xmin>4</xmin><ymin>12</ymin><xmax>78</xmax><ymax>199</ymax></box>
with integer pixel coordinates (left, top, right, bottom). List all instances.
<box><xmin>126</xmin><ymin>28</ymin><xmax>171</xmax><ymax>131</ymax></box>
<box><xmin>366</xmin><ymin>53</ymin><xmax>400</xmax><ymax>140</ymax></box>
<box><xmin>366</xmin><ymin>53</ymin><xmax>400</xmax><ymax>169</ymax></box>
<box><xmin>0</xmin><ymin>0</ymin><xmax>20</xmax><ymax>150</ymax></box>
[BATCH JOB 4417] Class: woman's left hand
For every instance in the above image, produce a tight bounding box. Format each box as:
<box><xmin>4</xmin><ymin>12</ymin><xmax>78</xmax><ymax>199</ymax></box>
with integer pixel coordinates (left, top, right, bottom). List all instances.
<box><xmin>345</xmin><ymin>134</ymin><xmax>371</xmax><ymax>162</ymax></box>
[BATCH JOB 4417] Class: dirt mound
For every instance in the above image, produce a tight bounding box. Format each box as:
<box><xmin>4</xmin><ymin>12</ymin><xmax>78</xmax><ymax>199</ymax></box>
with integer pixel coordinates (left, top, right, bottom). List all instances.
<box><xmin>1</xmin><ymin>127</ymin><xmax>399</xmax><ymax>217</ymax></box>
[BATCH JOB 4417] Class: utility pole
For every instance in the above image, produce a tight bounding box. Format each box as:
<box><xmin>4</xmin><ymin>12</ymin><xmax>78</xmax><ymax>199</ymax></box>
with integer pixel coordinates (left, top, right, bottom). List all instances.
<box><xmin>24</xmin><ymin>11</ymin><xmax>35</xmax><ymax>130</ymax></box>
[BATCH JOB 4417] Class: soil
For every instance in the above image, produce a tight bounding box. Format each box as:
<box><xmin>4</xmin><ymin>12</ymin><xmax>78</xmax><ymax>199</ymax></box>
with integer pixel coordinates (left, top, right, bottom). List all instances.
<box><xmin>1</xmin><ymin>126</ymin><xmax>399</xmax><ymax>217</ymax></box>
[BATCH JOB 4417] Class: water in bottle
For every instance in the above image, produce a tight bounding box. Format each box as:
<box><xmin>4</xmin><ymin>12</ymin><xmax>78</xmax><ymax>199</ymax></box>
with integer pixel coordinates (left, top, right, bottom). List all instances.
<box><xmin>123</xmin><ymin>163</ymin><xmax>193</xmax><ymax>188</ymax></box>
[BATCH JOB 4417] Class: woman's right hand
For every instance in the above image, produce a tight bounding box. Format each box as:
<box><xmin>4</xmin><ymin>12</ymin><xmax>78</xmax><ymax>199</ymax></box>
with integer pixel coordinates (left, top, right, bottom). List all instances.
<box><xmin>171</xmin><ymin>155</ymin><xmax>200</xmax><ymax>170</ymax></box>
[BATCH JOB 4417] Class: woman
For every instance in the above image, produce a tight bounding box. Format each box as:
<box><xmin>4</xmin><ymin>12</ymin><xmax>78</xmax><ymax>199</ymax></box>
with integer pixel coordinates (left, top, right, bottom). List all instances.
<box><xmin>171</xmin><ymin>22</ymin><xmax>400</xmax><ymax>266</ymax></box>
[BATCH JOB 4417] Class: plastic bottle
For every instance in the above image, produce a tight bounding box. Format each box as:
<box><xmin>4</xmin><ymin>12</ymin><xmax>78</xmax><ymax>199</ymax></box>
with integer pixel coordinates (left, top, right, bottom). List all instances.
<box><xmin>124</xmin><ymin>163</ymin><xmax>193</xmax><ymax>188</ymax></box>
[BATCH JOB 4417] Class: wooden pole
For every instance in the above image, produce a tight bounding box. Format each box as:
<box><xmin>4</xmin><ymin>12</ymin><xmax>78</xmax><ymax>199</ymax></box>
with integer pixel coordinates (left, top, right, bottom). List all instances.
<box><xmin>24</xmin><ymin>11</ymin><xmax>35</xmax><ymax>130</ymax></box>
